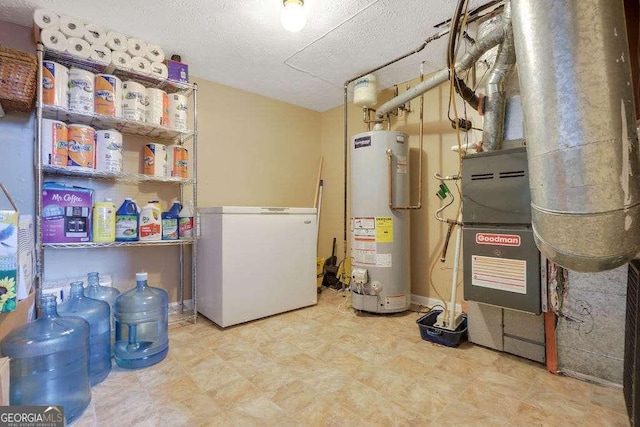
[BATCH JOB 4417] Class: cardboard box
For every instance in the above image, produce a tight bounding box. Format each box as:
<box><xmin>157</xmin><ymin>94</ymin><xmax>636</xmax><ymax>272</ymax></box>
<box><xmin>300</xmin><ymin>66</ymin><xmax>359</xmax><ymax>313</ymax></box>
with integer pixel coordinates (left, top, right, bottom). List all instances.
<box><xmin>166</xmin><ymin>59</ymin><xmax>188</xmax><ymax>83</ymax></box>
<box><xmin>0</xmin><ymin>357</ymin><xmax>8</xmax><ymax>406</ymax></box>
<box><xmin>0</xmin><ymin>288</ymin><xmax>35</xmax><ymax>342</ymax></box>
<box><xmin>0</xmin><ymin>210</ymin><xmax>18</xmax><ymax>313</ymax></box>
<box><xmin>42</xmin><ymin>182</ymin><xmax>93</xmax><ymax>243</ymax></box>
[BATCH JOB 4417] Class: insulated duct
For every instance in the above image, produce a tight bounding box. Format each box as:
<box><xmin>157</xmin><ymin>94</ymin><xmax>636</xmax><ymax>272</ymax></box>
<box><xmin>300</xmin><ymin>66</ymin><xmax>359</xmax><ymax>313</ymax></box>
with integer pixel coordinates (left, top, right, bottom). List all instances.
<box><xmin>512</xmin><ymin>0</ymin><xmax>640</xmax><ymax>272</ymax></box>
<box><xmin>482</xmin><ymin>2</ymin><xmax>516</xmax><ymax>151</ymax></box>
<box><xmin>375</xmin><ymin>25</ymin><xmax>506</xmax><ymax>118</ymax></box>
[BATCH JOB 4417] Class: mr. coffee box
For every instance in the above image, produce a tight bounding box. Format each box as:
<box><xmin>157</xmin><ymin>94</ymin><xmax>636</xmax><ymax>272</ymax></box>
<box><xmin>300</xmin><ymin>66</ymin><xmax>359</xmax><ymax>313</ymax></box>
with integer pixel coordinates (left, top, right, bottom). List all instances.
<box><xmin>42</xmin><ymin>182</ymin><xmax>94</xmax><ymax>243</ymax></box>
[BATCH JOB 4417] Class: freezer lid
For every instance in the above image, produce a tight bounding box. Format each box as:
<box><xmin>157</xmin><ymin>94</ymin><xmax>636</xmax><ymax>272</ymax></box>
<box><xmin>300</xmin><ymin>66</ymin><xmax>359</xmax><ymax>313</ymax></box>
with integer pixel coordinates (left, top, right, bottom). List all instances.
<box><xmin>198</xmin><ymin>206</ymin><xmax>317</xmax><ymax>215</ymax></box>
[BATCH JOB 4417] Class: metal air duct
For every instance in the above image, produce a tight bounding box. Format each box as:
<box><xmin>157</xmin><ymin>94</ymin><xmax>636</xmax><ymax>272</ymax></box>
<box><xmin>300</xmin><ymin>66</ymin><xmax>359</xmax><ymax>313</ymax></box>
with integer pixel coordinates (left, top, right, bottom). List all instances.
<box><xmin>512</xmin><ymin>0</ymin><xmax>640</xmax><ymax>272</ymax></box>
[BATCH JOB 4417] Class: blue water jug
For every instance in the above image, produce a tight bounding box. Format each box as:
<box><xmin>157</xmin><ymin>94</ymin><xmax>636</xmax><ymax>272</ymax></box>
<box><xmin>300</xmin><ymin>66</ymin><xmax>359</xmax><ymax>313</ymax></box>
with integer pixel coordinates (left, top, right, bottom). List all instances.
<box><xmin>0</xmin><ymin>295</ymin><xmax>91</xmax><ymax>424</ymax></box>
<box><xmin>115</xmin><ymin>198</ymin><xmax>139</xmax><ymax>242</ymax></box>
<box><xmin>114</xmin><ymin>272</ymin><xmax>169</xmax><ymax>369</ymax></box>
<box><xmin>84</xmin><ymin>272</ymin><xmax>120</xmax><ymax>355</ymax></box>
<box><xmin>59</xmin><ymin>281</ymin><xmax>111</xmax><ymax>385</ymax></box>
<box><xmin>161</xmin><ymin>202</ymin><xmax>181</xmax><ymax>240</ymax></box>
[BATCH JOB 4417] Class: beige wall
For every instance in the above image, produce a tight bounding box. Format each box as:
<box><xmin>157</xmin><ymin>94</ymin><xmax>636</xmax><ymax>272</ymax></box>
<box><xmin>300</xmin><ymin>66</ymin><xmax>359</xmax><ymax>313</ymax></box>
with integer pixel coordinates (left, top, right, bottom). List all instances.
<box><xmin>193</xmin><ymin>77</ymin><xmax>322</xmax><ymax>208</ymax></box>
<box><xmin>319</xmin><ymin>79</ymin><xmax>482</xmax><ymax>304</ymax></box>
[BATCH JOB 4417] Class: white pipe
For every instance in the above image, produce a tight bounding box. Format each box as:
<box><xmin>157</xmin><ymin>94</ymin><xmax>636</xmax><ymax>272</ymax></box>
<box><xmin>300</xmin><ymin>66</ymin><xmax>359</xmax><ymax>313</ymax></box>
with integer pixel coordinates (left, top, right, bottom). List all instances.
<box><xmin>447</xmin><ymin>213</ymin><xmax>463</xmax><ymax>329</ymax></box>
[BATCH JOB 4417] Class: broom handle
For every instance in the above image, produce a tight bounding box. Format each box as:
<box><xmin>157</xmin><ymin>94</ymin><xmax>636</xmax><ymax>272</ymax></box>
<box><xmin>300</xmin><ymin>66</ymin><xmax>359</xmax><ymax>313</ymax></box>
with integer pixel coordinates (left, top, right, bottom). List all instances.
<box><xmin>313</xmin><ymin>157</ymin><xmax>323</xmax><ymax>208</ymax></box>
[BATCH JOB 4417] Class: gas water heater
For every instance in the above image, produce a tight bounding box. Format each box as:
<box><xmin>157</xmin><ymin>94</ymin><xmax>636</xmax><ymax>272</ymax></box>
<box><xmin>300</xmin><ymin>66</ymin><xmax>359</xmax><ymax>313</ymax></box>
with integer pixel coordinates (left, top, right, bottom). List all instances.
<box><xmin>350</xmin><ymin>130</ymin><xmax>411</xmax><ymax>313</ymax></box>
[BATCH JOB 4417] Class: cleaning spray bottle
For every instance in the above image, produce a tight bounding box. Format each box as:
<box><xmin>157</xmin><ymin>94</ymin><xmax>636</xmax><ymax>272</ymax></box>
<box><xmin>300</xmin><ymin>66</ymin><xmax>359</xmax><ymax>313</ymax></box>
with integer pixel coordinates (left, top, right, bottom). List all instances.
<box><xmin>178</xmin><ymin>200</ymin><xmax>194</xmax><ymax>239</ymax></box>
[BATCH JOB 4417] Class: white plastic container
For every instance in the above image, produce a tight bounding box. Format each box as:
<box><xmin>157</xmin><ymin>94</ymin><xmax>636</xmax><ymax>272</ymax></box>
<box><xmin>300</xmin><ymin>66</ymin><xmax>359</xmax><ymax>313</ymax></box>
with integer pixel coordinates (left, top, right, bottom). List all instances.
<box><xmin>353</xmin><ymin>74</ymin><xmax>378</xmax><ymax>107</ymax></box>
<box><xmin>168</xmin><ymin>93</ymin><xmax>188</xmax><ymax>131</ymax></box>
<box><xmin>139</xmin><ymin>202</ymin><xmax>162</xmax><ymax>241</ymax></box>
<box><xmin>178</xmin><ymin>201</ymin><xmax>194</xmax><ymax>239</ymax></box>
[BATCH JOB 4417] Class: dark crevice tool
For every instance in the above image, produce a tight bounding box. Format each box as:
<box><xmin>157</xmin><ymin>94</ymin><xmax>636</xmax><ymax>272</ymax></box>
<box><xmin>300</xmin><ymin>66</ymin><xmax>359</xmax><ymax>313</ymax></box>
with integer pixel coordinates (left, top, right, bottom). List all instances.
<box><xmin>440</xmin><ymin>222</ymin><xmax>456</xmax><ymax>262</ymax></box>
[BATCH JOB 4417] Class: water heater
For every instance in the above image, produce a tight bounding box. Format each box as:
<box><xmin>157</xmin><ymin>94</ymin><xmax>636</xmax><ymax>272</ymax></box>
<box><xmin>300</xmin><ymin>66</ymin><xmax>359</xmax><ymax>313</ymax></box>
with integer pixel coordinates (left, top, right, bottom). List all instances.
<box><xmin>350</xmin><ymin>130</ymin><xmax>411</xmax><ymax>313</ymax></box>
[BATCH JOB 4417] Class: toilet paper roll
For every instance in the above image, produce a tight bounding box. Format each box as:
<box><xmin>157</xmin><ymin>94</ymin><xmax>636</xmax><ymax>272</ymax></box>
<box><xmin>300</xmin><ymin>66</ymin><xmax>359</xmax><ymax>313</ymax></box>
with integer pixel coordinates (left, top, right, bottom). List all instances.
<box><xmin>144</xmin><ymin>44</ymin><xmax>165</xmax><ymax>63</ymax></box>
<box><xmin>145</xmin><ymin>88</ymin><xmax>168</xmax><ymax>125</ymax></box>
<box><xmin>59</xmin><ymin>15</ymin><xmax>85</xmax><ymax>38</ymax></box>
<box><xmin>111</xmin><ymin>51</ymin><xmax>132</xmax><ymax>70</ymax></box>
<box><xmin>106</xmin><ymin>31</ymin><xmax>128</xmax><ymax>52</ymax></box>
<box><xmin>127</xmin><ymin>38</ymin><xmax>147</xmax><ymax>57</ymax></box>
<box><xmin>66</xmin><ymin>37</ymin><xmax>91</xmax><ymax>59</ymax></box>
<box><xmin>40</xmin><ymin>29</ymin><xmax>67</xmax><ymax>52</ymax></box>
<box><xmin>83</xmin><ymin>24</ymin><xmax>107</xmax><ymax>46</ymax></box>
<box><xmin>131</xmin><ymin>57</ymin><xmax>151</xmax><ymax>75</ymax></box>
<box><xmin>90</xmin><ymin>45</ymin><xmax>111</xmax><ymax>65</ymax></box>
<box><xmin>33</xmin><ymin>9</ymin><xmax>59</xmax><ymax>30</ymax></box>
<box><xmin>150</xmin><ymin>62</ymin><xmax>169</xmax><ymax>80</ymax></box>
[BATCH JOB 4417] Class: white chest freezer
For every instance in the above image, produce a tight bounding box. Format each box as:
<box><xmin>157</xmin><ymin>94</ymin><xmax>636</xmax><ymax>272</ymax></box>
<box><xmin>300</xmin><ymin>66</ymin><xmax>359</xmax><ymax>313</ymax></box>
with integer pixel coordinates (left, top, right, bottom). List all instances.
<box><xmin>196</xmin><ymin>206</ymin><xmax>317</xmax><ymax>327</ymax></box>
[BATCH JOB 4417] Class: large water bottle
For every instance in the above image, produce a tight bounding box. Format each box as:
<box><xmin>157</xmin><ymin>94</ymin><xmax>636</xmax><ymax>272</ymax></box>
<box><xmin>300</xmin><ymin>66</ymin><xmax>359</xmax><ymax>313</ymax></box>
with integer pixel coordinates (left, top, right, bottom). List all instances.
<box><xmin>0</xmin><ymin>295</ymin><xmax>91</xmax><ymax>423</ymax></box>
<box><xmin>59</xmin><ymin>281</ymin><xmax>111</xmax><ymax>385</ymax></box>
<box><xmin>84</xmin><ymin>271</ymin><xmax>120</xmax><ymax>354</ymax></box>
<box><xmin>114</xmin><ymin>272</ymin><xmax>169</xmax><ymax>369</ymax></box>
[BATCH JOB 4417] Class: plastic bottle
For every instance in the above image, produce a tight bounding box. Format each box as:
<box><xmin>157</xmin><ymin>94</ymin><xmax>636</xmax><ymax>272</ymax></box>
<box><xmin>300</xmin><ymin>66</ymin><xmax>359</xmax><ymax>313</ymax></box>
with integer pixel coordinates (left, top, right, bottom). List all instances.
<box><xmin>59</xmin><ymin>281</ymin><xmax>112</xmax><ymax>386</ymax></box>
<box><xmin>114</xmin><ymin>272</ymin><xmax>169</xmax><ymax>369</ymax></box>
<box><xmin>93</xmin><ymin>198</ymin><xmax>116</xmax><ymax>242</ymax></box>
<box><xmin>161</xmin><ymin>202</ymin><xmax>180</xmax><ymax>240</ymax></box>
<box><xmin>0</xmin><ymin>295</ymin><xmax>91</xmax><ymax>423</ymax></box>
<box><xmin>115</xmin><ymin>198</ymin><xmax>139</xmax><ymax>241</ymax></box>
<box><xmin>84</xmin><ymin>272</ymin><xmax>120</xmax><ymax>355</ymax></box>
<box><xmin>139</xmin><ymin>201</ymin><xmax>162</xmax><ymax>241</ymax></box>
<box><xmin>178</xmin><ymin>200</ymin><xmax>194</xmax><ymax>239</ymax></box>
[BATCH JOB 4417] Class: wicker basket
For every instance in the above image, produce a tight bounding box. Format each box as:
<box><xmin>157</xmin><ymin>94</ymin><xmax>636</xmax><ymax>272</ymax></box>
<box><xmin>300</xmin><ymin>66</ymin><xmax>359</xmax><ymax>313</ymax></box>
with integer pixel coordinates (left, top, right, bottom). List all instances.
<box><xmin>0</xmin><ymin>45</ymin><xmax>37</xmax><ymax>113</ymax></box>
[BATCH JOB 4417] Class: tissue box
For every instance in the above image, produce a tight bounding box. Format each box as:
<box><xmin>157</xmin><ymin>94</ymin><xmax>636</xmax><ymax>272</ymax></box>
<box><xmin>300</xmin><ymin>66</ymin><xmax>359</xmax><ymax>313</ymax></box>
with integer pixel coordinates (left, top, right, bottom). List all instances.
<box><xmin>166</xmin><ymin>59</ymin><xmax>188</xmax><ymax>83</ymax></box>
<box><xmin>0</xmin><ymin>210</ymin><xmax>18</xmax><ymax>313</ymax></box>
<box><xmin>42</xmin><ymin>182</ymin><xmax>94</xmax><ymax>243</ymax></box>
<box><xmin>0</xmin><ymin>288</ymin><xmax>35</xmax><ymax>341</ymax></box>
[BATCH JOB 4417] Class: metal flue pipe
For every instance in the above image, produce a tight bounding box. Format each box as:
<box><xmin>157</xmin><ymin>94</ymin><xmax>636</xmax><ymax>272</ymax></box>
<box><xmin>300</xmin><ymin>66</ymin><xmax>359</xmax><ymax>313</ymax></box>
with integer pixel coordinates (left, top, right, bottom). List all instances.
<box><xmin>482</xmin><ymin>2</ymin><xmax>516</xmax><ymax>151</ymax></box>
<box><xmin>375</xmin><ymin>25</ymin><xmax>507</xmax><ymax>119</ymax></box>
<box><xmin>512</xmin><ymin>0</ymin><xmax>640</xmax><ymax>272</ymax></box>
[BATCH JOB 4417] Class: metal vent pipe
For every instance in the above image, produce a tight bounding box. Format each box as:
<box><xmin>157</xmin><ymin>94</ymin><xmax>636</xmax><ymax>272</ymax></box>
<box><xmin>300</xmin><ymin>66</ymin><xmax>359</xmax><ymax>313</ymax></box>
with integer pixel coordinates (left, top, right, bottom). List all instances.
<box><xmin>512</xmin><ymin>0</ymin><xmax>640</xmax><ymax>272</ymax></box>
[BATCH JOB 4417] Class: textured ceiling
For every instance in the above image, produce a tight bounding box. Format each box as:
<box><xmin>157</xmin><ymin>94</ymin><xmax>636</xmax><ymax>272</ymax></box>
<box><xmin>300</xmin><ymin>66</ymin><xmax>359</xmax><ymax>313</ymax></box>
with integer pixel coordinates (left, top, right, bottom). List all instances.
<box><xmin>0</xmin><ymin>0</ymin><xmax>494</xmax><ymax>112</ymax></box>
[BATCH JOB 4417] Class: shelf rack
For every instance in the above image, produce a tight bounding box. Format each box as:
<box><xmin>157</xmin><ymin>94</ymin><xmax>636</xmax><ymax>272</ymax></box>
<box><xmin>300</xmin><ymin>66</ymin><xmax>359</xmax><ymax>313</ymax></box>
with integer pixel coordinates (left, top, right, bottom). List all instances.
<box><xmin>35</xmin><ymin>44</ymin><xmax>199</xmax><ymax>324</ymax></box>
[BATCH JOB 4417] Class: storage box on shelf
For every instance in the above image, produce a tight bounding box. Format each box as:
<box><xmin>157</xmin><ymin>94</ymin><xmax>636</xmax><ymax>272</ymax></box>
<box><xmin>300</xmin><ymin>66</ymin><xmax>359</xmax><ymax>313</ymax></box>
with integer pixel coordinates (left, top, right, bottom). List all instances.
<box><xmin>34</xmin><ymin>43</ymin><xmax>198</xmax><ymax>324</ymax></box>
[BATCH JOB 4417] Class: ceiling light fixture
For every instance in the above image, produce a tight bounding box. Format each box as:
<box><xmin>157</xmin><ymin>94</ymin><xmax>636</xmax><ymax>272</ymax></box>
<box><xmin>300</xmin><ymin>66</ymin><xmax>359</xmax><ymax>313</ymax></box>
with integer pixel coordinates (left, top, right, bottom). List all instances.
<box><xmin>281</xmin><ymin>0</ymin><xmax>307</xmax><ymax>32</ymax></box>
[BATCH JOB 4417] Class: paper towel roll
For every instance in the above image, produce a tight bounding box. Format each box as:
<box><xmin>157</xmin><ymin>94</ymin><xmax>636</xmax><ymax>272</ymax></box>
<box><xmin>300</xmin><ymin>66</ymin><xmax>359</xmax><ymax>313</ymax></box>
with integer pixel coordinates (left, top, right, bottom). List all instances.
<box><xmin>41</xmin><ymin>119</ymin><xmax>68</xmax><ymax>166</ymax></box>
<box><xmin>83</xmin><ymin>24</ymin><xmax>107</xmax><ymax>46</ymax></box>
<box><xmin>59</xmin><ymin>15</ymin><xmax>85</xmax><ymax>38</ymax></box>
<box><xmin>42</xmin><ymin>61</ymin><xmax>69</xmax><ymax>108</ymax></box>
<box><xmin>95</xmin><ymin>74</ymin><xmax>122</xmax><ymax>117</ymax></box>
<box><xmin>150</xmin><ymin>62</ymin><xmax>169</xmax><ymax>80</ymax></box>
<box><xmin>40</xmin><ymin>29</ymin><xmax>67</xmax><ymax>52</ymax></box>
<box><xmin>90</xmin><ymin>45</ymin><xmax>111</xmax><ymax>65</ymax></box>
<box><xmin>106</xmin><ymin>31</ymin><xmax>128</xmax><ymax>51</ymax></box>
<box><xmin>168</xmin><ymin>93</ymin><xmax>188</xmax><ymax>131</ymax></box>
<box><xmin>95</xmin><ymin>130</ymin><xmax>123</xmax><ymax>173</ymax></box>
<box><xmin>122</xmin><ymin>81</ymin><xmax>146</xmax><ymax>122</ymax></box>
<box><xmin>69</xmin><ymin>68</ymin><xmax>95</xmax><ymax>114</ymax></box>
<box><xmin>127</xmin><ymin>38</ymin><xmax>147</xmax><ymax>57</ymax></box>
<box><xmin>145</xmin><ymin>88</ymin><xmax>168</xmax><ymax>125</ymax></box>
<box><xmin>33</xmin><ymin>9</ymin><xmax>59</xmax><ymax>30</ymax></box>
<box><xmin>131</xmin><ymin>57</ymin><xmax>151</xmax><ymax>75</ymax></box>
<box><xmin>145</xmin><ymin>44</ymin><xmax>165</xmax><ymax>63</ymax></box>
<box><xmin>66</xmin><ymin>37</ymin><xmax>91</xmax><ymax>59</ymax></box>
<box><xmin>111</xmin><ymin>51</ymin><xmax>132</xmax><ymax>70</ymax></box>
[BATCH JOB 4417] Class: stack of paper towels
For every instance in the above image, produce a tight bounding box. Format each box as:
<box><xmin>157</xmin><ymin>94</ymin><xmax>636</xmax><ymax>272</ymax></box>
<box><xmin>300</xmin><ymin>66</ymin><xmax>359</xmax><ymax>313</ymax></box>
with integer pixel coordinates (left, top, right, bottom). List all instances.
<box><xmin>34</xmin><ymin>9</ymin><xmax>169</xmax><ymax>80</ymax></box>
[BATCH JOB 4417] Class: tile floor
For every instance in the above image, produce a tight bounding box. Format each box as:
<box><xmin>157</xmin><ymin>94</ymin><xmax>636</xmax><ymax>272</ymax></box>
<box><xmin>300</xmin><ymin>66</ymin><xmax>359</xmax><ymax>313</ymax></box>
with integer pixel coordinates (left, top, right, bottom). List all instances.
<box><xmin>74</xmin><ymin>289</ymin><xmax>629</xmax><ymax>426</ymax></box>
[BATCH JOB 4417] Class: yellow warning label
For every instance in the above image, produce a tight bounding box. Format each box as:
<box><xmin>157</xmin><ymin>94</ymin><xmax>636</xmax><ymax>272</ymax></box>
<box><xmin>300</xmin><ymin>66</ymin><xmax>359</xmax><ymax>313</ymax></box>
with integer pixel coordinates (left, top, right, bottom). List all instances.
<box><xmin>375</xmin><ymin>217</ymin><xmax>393</xmax><ymax>243</ymax></box>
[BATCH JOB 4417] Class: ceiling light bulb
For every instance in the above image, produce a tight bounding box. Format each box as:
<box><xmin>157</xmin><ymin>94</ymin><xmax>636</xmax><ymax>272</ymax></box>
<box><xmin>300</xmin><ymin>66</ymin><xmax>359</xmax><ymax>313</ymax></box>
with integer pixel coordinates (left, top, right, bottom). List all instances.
<box><xmin>281</xmin><ymin>0</ymin><xmax>307</xmax><ymax>32</ymax></box>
